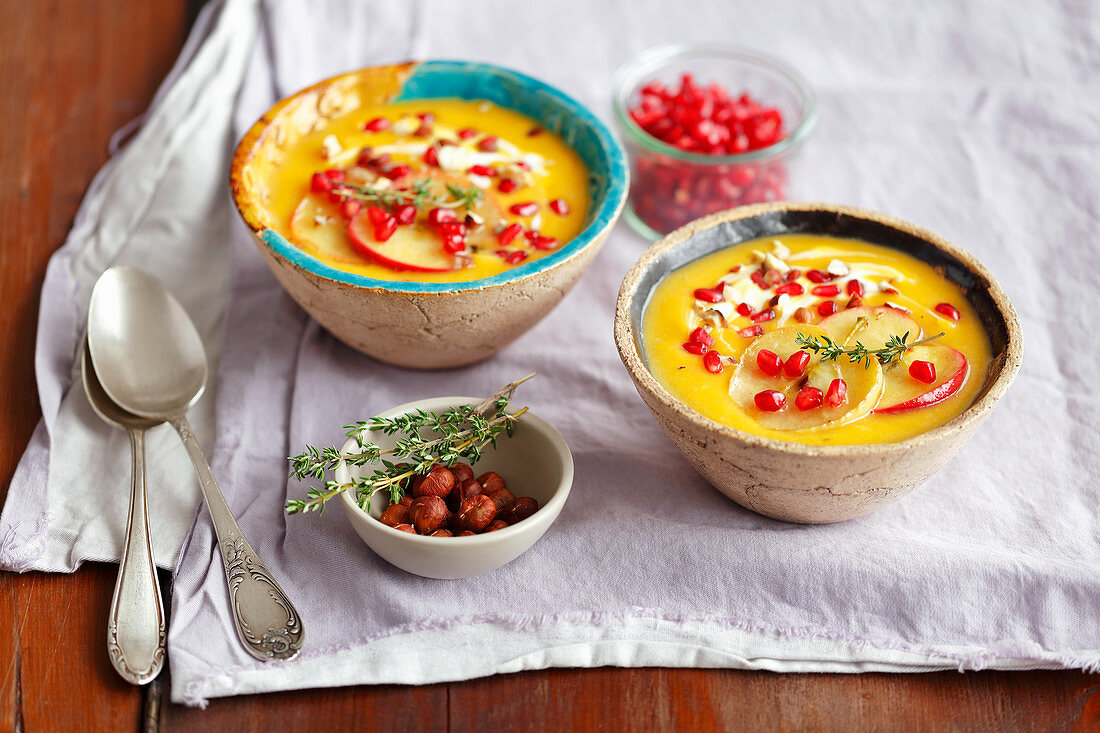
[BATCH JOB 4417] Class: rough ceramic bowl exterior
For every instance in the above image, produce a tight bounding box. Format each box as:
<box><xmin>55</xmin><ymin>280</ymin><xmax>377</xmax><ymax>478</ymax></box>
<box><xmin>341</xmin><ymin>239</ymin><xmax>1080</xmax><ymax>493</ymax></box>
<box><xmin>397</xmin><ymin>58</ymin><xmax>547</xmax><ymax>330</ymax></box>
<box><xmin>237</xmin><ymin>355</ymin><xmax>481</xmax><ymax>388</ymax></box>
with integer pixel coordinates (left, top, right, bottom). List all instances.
<box><xmin>231</xmin><ymin>62</ymin><xmax>627</xmax><ymax>369</ymax></box>
<box><xmin>614</xmin><ymin>203</ymin><xmax>1023</xmax><ymax>524</ymax></box>
<box><xmin>335</xmin><ymin>396</ymin><xmax>574</xmax><ymax>579</ymax></box>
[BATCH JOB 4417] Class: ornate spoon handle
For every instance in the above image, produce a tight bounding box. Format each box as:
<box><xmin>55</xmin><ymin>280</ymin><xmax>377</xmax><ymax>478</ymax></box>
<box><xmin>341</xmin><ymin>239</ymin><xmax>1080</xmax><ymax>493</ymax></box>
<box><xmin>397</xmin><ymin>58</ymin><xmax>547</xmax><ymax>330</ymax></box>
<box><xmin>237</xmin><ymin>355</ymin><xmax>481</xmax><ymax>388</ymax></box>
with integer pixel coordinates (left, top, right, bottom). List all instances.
<box><xmin>169</xmin><ymin>415</ymin><xmax>304</xmax><ymax>661</ymax></box>
<box><xmin>108</xmin><ymin>427</ymin><xmax>166</xmax><ymax>684</ymax></box>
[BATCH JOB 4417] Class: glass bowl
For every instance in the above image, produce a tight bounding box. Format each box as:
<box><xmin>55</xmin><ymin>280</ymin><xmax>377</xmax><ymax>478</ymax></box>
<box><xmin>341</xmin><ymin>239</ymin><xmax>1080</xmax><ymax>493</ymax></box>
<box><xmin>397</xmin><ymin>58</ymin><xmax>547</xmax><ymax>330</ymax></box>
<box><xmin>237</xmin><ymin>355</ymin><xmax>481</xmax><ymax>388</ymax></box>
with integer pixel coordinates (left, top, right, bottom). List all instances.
<box><xmin>612</xmin><ymin>43</ymin><xmax>817</xmax><ymax>240</ymax></box>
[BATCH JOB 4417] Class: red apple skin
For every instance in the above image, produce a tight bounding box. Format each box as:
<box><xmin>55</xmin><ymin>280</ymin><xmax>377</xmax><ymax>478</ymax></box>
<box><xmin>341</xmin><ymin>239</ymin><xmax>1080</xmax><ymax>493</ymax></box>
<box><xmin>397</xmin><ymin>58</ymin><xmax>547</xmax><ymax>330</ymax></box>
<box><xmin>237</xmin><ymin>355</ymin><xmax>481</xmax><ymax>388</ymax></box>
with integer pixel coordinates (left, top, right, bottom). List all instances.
<box><xmin>347</xmin><ymin>210</ymin><xmax>453</xmax><ymax>273</ymax></box>
<box><xmin>874</xmin><ymin>347</ymin><xmax>969</xmax><ymax>414</ymax></box>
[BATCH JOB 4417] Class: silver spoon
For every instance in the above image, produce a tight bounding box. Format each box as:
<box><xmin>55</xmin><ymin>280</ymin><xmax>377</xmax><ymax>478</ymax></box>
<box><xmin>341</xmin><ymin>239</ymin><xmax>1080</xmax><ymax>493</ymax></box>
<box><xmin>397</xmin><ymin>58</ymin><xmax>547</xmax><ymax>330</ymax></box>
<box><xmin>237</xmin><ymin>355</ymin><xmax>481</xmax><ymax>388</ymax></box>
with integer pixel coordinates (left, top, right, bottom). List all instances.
<box><xmin>81</xmin><ymin>337</ymin><xmax>166</xmax><ymax>685</ymax></box>
<box><xmin>87</xmin><ymin>265</ymin><xmax>303</xmax><ymax>662</ymax></box>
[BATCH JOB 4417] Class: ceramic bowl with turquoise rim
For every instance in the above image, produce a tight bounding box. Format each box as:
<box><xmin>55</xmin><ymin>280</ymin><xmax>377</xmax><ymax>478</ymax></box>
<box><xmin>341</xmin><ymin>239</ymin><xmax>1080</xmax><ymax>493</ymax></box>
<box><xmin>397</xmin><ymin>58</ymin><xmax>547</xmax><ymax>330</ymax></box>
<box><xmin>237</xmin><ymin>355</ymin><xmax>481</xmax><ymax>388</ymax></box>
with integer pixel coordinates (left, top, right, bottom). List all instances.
<box><xmin>231</xmin><ymin>61</ymin><xmax>628</xmax><ymax>368</ymax></box>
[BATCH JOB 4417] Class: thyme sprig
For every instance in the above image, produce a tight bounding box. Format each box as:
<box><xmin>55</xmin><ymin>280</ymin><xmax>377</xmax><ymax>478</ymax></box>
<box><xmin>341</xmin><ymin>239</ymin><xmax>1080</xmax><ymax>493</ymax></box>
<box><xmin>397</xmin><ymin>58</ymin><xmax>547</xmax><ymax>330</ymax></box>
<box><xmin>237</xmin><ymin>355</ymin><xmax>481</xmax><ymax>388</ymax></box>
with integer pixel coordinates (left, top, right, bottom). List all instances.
<box><xmin>333</xmin><ymin>177</ymin><xmax>483</xmax><ymax>212</ymax></box>
<box><xmin>795</xmin><ymin>330</ymin><xmax>945</xmax><ymax>368</ymax></box>
<box><xmin>285</xmin><ymin>373</ymin><xmax>535</xmax><ymax>516</ymax></box>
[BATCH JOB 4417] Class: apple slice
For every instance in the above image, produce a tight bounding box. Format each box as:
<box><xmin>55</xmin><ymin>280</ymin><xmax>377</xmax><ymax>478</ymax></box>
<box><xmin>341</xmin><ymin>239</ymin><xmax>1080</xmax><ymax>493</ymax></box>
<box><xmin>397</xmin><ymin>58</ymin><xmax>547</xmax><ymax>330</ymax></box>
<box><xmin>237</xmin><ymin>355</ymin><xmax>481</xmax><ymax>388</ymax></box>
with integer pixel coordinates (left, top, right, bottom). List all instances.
<box><xmin>290</xmin><ymin>195</ymin><xmax>364</xmax><ymax>263</ymax></box>
<box><xmin>819</xmin><ymin>306</ymin><xmax>922</xmax><ymax>351</ymax></box>
<box><xmin>347</xmin><ymin>210</ymin><xmax>456</xmax><ymax>272</ymax></box>
<box><xmin>728</xmin><ymin>326</ymin><xmax>884</xmax><ymax>430</ymax></box>
<box><xmin>874</xmin><ymin>344</ymin><xmax>969</xmax><ymax>414</ymax></box>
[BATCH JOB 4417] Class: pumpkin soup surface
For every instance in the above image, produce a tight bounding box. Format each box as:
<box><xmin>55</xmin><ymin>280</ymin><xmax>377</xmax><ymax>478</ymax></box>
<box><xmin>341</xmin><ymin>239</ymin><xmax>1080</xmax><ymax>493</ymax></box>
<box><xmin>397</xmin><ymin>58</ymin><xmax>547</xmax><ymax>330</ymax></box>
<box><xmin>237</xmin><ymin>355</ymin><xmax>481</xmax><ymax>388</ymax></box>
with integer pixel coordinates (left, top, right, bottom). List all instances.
<box><xmin>268</xmin><ymin>98</ymin><xmax>590</xmax><ymax>282</ymax></box>
<box><xmin>642</xmin><ymin>234</ymin><xmax>992</xmax><ymax>445</ymax></box>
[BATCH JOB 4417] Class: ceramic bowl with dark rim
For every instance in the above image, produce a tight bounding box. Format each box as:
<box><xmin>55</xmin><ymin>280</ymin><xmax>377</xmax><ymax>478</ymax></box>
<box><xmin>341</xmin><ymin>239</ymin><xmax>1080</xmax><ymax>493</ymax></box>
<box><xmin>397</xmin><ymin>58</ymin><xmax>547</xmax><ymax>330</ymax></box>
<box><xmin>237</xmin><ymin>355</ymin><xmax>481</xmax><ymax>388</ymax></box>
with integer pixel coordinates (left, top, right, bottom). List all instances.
<box><xmin>614</xmin><ymin>203</ymin><xmax>1022</xmax><ymax>524</ymax></box>
<box><xmin>231</xmin><ymin>61</ymin><xmax>627</xmax><ymax>369</ymax></box>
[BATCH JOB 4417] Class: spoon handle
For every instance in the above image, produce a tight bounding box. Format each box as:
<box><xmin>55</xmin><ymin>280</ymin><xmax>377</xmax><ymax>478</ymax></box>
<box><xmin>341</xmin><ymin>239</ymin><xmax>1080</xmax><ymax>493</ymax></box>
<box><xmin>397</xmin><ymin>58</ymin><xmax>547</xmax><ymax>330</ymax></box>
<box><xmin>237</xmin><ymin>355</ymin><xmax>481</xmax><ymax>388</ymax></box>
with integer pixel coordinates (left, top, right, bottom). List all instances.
<box><xmin>108</xmin><ymin>428</ymin><xmax>167</xmax><ymax>684</ymax></box>
<box><xmin>169</xmin><ymin>415</ymin><xmax>304</xmax><ymax>661</ymax></box>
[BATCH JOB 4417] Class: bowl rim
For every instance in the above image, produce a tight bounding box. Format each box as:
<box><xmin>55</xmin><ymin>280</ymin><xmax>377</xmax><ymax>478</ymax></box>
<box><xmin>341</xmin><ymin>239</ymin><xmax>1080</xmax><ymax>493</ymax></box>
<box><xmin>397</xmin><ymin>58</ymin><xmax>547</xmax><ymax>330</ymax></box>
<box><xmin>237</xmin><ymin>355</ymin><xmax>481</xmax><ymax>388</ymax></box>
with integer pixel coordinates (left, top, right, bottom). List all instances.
<box><xmin>230</xmin><ymin>60</ymin><xmax>628</xmax><ymax>296</ymax></box>
<box><xmin>613</xmin><ymin>201</ymin><xmax>1024</xmax><ymax>458</ymax></box>
<box><xmin>611</xmin><ymin>42</ymin><xmax>818</xmax><ymax>165</ymax></box>
<box><xmin>336</xmin><ymin>395</ymin><xmax>574</xmax><ymax>543</ymax></box>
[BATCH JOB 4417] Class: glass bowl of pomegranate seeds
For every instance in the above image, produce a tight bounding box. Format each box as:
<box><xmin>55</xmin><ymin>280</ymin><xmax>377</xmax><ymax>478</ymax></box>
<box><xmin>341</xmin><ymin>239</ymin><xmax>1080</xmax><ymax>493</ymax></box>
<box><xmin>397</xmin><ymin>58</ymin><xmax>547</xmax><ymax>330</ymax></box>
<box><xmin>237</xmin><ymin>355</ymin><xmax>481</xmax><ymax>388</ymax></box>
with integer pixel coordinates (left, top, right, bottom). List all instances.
<box><xmin>613</xmin><ymin>43</ymin><xmax>817</xmax><ymax>239</ymax></box>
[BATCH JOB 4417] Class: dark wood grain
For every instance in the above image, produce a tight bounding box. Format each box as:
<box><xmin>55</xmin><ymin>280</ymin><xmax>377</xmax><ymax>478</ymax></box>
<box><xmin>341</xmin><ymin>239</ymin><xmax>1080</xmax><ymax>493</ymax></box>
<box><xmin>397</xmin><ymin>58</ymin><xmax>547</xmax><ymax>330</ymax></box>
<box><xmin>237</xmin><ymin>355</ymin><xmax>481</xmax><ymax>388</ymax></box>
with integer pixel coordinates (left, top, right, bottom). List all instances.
<box><xmin>0</xmin><ymin>1</ymin><xmax>189</xmax><ymax>731</ymax></box>
<box><xmin>1</xmin><ymin>1</ymin><xmax>1098</xmax><ymax>731</ymax></box>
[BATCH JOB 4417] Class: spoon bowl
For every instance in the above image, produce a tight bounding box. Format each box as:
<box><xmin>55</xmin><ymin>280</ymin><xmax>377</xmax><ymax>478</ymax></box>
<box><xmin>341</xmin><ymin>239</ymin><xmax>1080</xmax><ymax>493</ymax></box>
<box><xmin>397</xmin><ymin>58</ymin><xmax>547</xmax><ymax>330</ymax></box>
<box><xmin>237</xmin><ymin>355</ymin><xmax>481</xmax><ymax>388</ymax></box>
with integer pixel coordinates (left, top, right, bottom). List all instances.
<box><xmin>87</xmin><ymin>265</ymin><xmax>207</xmax><ymax>419</ymax></box>
<box><xmin>82</xmin><ymin>338</ymin><xmax>161</xmax><ymax>431</ymax></box>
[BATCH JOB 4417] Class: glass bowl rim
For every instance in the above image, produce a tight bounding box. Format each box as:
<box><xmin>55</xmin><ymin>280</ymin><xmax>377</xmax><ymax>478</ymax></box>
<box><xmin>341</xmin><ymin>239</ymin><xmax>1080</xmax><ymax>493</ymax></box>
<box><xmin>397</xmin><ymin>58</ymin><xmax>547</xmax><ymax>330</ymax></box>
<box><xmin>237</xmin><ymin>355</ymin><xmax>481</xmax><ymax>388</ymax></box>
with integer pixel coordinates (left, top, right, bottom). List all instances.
<box><xmin>612</xmin><ymin>42</ymin><xmax>818</xmax><ymax>166</ymax></box>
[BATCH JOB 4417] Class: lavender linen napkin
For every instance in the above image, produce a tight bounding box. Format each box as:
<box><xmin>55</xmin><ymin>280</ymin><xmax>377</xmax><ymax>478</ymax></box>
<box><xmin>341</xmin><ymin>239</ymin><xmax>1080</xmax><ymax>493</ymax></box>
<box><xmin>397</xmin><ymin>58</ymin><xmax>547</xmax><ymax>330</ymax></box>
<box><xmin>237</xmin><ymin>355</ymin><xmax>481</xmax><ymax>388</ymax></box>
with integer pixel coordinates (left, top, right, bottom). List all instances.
<box><xmin>3</xmin><ymin>0</ymin><xmax>1098</xmax><ymax>708</ymax></box>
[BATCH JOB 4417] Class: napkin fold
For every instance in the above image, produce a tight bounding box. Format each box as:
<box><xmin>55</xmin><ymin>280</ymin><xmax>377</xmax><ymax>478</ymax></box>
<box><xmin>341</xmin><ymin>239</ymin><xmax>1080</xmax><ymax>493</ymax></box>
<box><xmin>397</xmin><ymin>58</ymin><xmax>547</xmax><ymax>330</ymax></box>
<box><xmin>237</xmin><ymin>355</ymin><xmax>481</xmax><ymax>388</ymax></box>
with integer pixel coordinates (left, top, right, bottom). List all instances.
<box><xmin>4</xmin><ymin>0</ymin><xmax>1099</xmax><ymax>708</ymax></box>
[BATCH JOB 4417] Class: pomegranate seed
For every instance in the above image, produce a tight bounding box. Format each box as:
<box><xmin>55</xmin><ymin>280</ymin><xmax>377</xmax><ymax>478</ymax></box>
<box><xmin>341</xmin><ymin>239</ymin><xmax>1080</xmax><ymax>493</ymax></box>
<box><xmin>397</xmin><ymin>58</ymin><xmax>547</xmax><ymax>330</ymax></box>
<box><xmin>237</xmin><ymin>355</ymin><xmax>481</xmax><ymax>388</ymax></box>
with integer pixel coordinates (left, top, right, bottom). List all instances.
<box><xmin>524</xmin><ymin>229</ymin><xmax>541</xmax><ymax>241</ymax></box>
<box><xmin>457</xmin><ymin>127</ymin><xmax>478</xmax><ymax>140</ymax></box>
<box><xmin>509</xmin><ymin>202</ymin><xmax>539</xmax><ymax>217</ymax></box>
<box><xmin>340</xmin><ymin>200</ymin><xmax>361</xmax><ymax>218</ymax></box>
<box><xmin>497</xmin><ymin>223</ymin><xmax>523</xmax><ymax>246</ymax></box>
<box><xmin>689</xmin><ymin>327</ymin><xmax>715</xmax><ymax>348</ymax></box>
<box><xmin>817</xmin><ymin>301</ymin><xmax>838</xmax><ymax>317</ymax></box>
<box><xmin>423</xmin><ymin>146</ymin><xmax>439</xmax><ymax>167</ymax></box>
<box><xmin>736</xmin><ymin>302</ymin><xmax>752</xmax><ymax>317</ymax></box>
<box><xmin>682</xmin><ymin>341</ymin><xmax>708</xmax><ymax>355</ymax></box>
<box><xmin>373</xmin><ymin>215</ymin><xmax>397</xmax><ymax>242</ymax></box>
<box><xmin>477</xmin><ymin>135</ymin><xmax>499</xmax><ymax>152</ymax></box>
<box><xmin>468</xmin><ymin>164</ymin><xmax>497</xmax><ymax>177</ymax></box>
<box><xmin>364</xmin><ymin>117</ymin><xmax>391</xmax><ymax>132</ymax></box>
<box><xmin>326</xmin><ymin>188</ymin><xmax>345</xmax><ymax>203</ymax></box>
<box><xmin>909</xmin><ymin>360</ymin><xmax>937</xmax><ymax>384</ymax></box>
<box><xmin>750</xmin><ymin>271</ymin><xmax>769</xmax><ymax>290</ymax></box>
<box><xmin>384</xmin><ymin>164</ymin><xmax>411</xmax><ymax>180</ymax></box>
<box><xmin>693</xmin><ymin>287</ymin><xmax>723</xmax><ymax>303</ymax></box>
<box><xmin>935</xmin><ymin>302</ymin><xmax>961</xmax><ymax>322</ymax></box>
<box><xmin>774</xmin><ymin>282</ymin><xmax>804</xmax><ymax>296</ymax></box>
<box><xmin>783</xmin><ymin>351</ymin><xmax>810</xmax><ymax>379</ymax></box>
<box><xmin>806</xmin><ymin>269</ymin><xmax>829</xmax><ymax>283</ymax></box>
<box><xmin>323</xmin><ymin>169</ymin><xmax>345</xmax><ymax>181</ymax></box>
<box><xmin>438</xmin><ymin>221</ymin><xmax>467</xmax><ymax>238</ymax></box>
<box><xmin>754</xmin><ymin>390</ymin><xmax>786</xmax><ymax>412</ymax></box>
<box><xmin>527</xmin><ymin>126</ymin><xmax>543</xmax><ymax>137</ymax></box>
<box><xmin>750</xmin><ymin>308</ymin><xmax>775</xmax><ymax>323</ymax></box>
<box><xmin>498</xmin><ymin>179</ymin><xmax>518</xmax><ymax>194</ymax></box>
<box><xmin>765</xmin><ymin>268</ymin><xmax>783</xmax><ymax>286</ymax></box>
<box><xmin>825</xmin><ymin>379</ymin><xmax>847</xmax><ymax>407</ymax></box>
<box><xmin>846</xmin><ymin>279</ymin><xmax>864</xmax><ymax>297</ymax></box>
<box><xmin>393</xmin><ymin>204</ymin><xmax>417</xmax><ymax>225</ymax></box>
<box><xmin>786</xmin><ymin>268</ymin><xmax>801</xmax><ymax>282</ymax></box>
<box><xmin>756</xmin><ymin>349</ymin><xmax>782</xmax><ymax>376</ymax></box>
<box><xmin>310</xmin><ymin>172</ymin><xmax>333</xmax><ymax>193</ymax></box>
<box><xmin>738</xmin><ymin>325</ymin><xmax>764</xmax><ymax>338</ymax></box>
<box><xmin>549</xmin><ymin>198</ymin><xmax>570</xmax><ymax>216</ymax></box>
<box><xmin>427</xmin><ymin>208</ymin><xmax>458</xmax><ymax>226</ymax></box>
<box><xmin>504</xmin><ymin>251</ymin><xmax>528</xmax><ymax>265</ymax></box>
<box><xmin>441</xmin><ymin>232</ymin><xmax>466</xmax><ymax>253</ymax></box>
<box><xmin>532</xmin><ymin>235</ymin><xmax>558</xmax><ymax>250</ymax></box>
<box><xmin>811</xmin><ymin>284</ymin><xmax>841</xmax><ymax>297</ymax></box>
<box><xmin>703</xmin><ymin>350</ymin><xmax>723</xmax><ymax>374</ymax></box>
<box><xmin>795</xmin><ymin>387</ymin><xmax>823</xmax><ymax>411</ymax></box>
<box><xmin>416</xmin><ymin>112</ymin><xmax>435</xmax><ymax>124</ymax></box>
<box><xmin>366</xmin><ymin>206</ymin><xmax>389</xmax><ymax>227</ymax></box>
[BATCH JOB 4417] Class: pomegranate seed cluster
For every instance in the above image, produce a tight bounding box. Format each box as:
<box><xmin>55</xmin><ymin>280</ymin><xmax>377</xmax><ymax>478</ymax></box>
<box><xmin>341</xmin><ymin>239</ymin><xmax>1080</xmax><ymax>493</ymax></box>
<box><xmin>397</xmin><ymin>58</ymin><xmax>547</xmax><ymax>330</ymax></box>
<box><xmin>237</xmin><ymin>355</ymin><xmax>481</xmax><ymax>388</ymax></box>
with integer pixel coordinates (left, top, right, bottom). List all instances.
<box><xmin>627</xmin><ymin>74</ymin><xmax>789</xmax><ymax>235</ymax></box>
<box><xmin>378</xmin><ymin>463</ymin><xmax>540</xmax><ymax>537</ymax></box>
<box><xmin>308</xmin><ymin>111</ymin><xmax>574</xmax><ymax>271</ymax></box>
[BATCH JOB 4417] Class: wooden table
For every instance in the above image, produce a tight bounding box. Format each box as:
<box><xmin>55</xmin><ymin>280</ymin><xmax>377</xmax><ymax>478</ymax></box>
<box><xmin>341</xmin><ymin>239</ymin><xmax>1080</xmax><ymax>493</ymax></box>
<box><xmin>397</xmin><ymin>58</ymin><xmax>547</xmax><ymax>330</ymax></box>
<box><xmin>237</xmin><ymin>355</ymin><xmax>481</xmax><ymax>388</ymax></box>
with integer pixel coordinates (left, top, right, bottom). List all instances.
<box><xmin>1</xmin><ymin>2</ymin><xmax>1097</xmax><ymax>730</ymax></box>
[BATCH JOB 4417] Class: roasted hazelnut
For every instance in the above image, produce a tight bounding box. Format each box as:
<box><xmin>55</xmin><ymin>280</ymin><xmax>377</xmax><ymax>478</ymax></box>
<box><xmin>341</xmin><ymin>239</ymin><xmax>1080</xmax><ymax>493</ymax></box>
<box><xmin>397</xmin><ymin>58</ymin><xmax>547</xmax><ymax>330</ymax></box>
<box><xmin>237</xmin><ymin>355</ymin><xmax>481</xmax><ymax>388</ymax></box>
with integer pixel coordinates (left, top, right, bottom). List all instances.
<box><xmin>457</xmin><ymin>494</ymin><xmax>496</xmax><ymax>532</ymax></box>
<box><xmin>398</xmin><ymin>494</ymin><xmax>414</xmax><ymax>508</ymax></box>
<box><xmin>793</xmin><ymin>307</ymin><xmax>814</xmax><ymax>324</ymax></box>
<box><xmin>414</xmin><ymin>465</ymin><xmax>455</xmax><ymax>498</ymax></box>
<box><xmin>379</xmin><ymin>503</ymin><xmax>410</xmax><ymax>527</ymax></box>
<box><xmin>457</xmin><ymin>530</ymin><xmax>477</xmax><ymax>537</ymax></box>
<box><xmin>477</xmin><ymin>471</ymin><xmax>507</xmax><ymax>494</ymax></box>
<box><xmin>392</xmin><ymin>523</ymin><xmax>416</xmax><ymax>534</ymax></box>
<box><xmin>429</xmin><ymin>529</ymin><xmax>454</xmax><ymax>537</ymax></box>
<box><xmin>449</xmin><ymin>462</ymin><xmax>475</xmax><ymax>485</ymax></box>
<box><xmin>508</xmin><ymin>497</ymin><xmax>539</xmax><ymax>523</ymax></box>
<box><xmin>486</xmin><ymin>487</ymin><xmax>516</xmax><ymax>515</ymax></box>
<box><xmin>448</xmin><ymin>477</ymin><xmax>484</xmax><ymax>511</ymax></box>
<box><xmin>408</xmin><ymin>496</ymin><xmax>449</xmax><ymax>534</ymax></box>
<box><xmin>484</xmin><ymin>520</ymin><xmax>509</xmax><ymax>533</ymax></box>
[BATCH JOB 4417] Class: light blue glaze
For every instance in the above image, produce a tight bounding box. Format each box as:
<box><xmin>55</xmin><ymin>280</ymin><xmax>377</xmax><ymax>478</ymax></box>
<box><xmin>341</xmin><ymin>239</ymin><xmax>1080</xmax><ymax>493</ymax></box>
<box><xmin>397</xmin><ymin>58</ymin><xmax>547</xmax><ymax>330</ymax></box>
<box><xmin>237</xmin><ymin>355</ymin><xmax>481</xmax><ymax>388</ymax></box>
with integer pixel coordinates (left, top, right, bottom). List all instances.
<box><xmin>260</xmin><ymin>60</ymin><xmax>627</xmax><ymax>293</ymax></box>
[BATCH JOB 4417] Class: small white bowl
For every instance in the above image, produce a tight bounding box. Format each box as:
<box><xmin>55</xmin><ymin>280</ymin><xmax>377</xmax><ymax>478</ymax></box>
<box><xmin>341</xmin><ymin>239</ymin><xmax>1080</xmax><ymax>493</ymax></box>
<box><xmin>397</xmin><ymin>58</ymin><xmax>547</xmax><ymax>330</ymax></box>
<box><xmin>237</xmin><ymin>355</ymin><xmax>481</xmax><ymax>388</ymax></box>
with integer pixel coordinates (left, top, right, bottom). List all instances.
<box><xmin>335</xmin><ymin>395</ymin><xmax>573</xmax><ymax>579</ymax></box>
